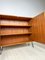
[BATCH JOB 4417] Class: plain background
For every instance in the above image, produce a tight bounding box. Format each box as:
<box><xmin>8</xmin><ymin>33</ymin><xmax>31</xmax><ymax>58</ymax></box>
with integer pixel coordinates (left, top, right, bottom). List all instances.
<box><xmin>0</xmin><ymin>0</ymin><xmax>45</xmax><ymax>17</ymax></box>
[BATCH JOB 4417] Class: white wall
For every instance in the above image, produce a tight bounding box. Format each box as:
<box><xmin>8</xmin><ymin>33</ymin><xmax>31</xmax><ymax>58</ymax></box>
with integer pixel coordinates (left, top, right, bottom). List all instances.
<box><xmin>0</xmin><ymin>0</ymin><xmax>45</xmax><ymax>17</ymax></box>
<box><xmin>33</xmin><ymin>42</ymin><xmax>45</xmax><ymax>49</ymax></box>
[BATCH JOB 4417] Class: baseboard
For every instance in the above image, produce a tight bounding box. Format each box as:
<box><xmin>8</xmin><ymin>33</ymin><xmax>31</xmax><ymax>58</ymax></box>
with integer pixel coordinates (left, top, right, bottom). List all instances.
<box><xmin>33</xmin><ymin>42</ymin><xmax>45</xmax><ymax>49</ymax></box>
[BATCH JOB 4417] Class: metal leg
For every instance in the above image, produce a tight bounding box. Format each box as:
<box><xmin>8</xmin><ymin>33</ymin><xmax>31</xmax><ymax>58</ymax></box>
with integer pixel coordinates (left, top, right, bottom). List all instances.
<box><xmin>26</xmin><ymin>42</ymin><xmax>30</xmax><ymax>46</ymax></box>
<box><xmin>28</xmin><ymin>43</ymin><xmax>30</xmax><ymax>46</ymax></box>
<box><xmin>31</xmin><ymin>42</ymin><xmax>34</xmax><ymax>48</ymax></box>
<box><xmin>0</xmin><ymin>46</ymin><xmax>3</xmax><ymax>55</ymax></box>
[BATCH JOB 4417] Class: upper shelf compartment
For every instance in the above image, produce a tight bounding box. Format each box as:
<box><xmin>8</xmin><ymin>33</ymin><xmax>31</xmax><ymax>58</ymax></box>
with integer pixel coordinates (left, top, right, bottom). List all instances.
<box><xmin>0</xmin><ymin>16</ymin><xmax>32</xmax><ymax>27</ymax></box>
<box><xmin>0</xmin><ymin>15</ymin><xmax>32</xmax><ymax>21</ymax></box>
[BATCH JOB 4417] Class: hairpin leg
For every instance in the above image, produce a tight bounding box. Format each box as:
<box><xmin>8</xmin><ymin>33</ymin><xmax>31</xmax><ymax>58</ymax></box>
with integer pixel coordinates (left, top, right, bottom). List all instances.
<box><xmin>31</xmin><ymin>42</ymin><xmax>34</xmax><ymax>48</ymax></box>
<box><xmin>28</xmin><ymin>43</ymin><xmax>30</xmax><ymax>46</ymax></box>
<box><xmin>26</xmin><ymin>42</ymin><xmax>30</xmax><ymax>46</ymax></box>
<box><xmin>0</xmin><ymin>46</ymin><xmax>3</xmax><ymax>55</ymax></box>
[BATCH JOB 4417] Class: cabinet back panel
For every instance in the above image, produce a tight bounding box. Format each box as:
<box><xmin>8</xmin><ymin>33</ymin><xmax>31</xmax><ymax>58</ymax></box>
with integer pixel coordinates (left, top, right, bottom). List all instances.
<box><xmin>0</xmin><ymin>20</ymin><xmax>29</xmax><ymax>26</ymax></box>
<box><xmin>1</xmin><ymin>28</ymin><xmax>29</xmax><ymax>35</ymax></box>
<box><xmin>1</xmin><ymin>35</ymin><xmax>30</xmax><ymax>46</ymax></box>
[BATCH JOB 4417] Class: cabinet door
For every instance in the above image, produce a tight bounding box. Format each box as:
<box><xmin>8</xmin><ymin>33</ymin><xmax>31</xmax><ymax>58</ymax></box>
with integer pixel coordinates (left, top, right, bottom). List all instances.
<box><xmin>31</xmin><ymin>12</ymin><xmax>45</xmax><ymax>44</ymax></box>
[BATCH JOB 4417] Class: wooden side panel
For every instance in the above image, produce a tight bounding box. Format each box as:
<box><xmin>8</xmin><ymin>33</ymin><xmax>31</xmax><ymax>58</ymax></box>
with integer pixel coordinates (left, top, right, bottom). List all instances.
<box><xmin>29</xmin><ymin>19</ymin><xmax>32</xmax><ymax>41</ymax></box>
<box><xmin>0</xmin><ymin>37</ymin><xmax>1</xmax><ymax>46</ymax></box>
<box><xmin>0</xmin><ymin>20</ymin><xmax>1</xmax><ymax>46</ymax></box>
<box><xmin>31</xmin><ymin>12</ymin><xmax>45</xmax><ymax>44</ymax></box>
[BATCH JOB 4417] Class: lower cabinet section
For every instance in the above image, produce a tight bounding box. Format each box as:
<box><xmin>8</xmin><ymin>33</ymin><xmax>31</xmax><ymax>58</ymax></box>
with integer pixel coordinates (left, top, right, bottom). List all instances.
<box><xmin>1</xmin><ymin>35</ymin><xmax>30</xmax><ymax>47</ymax></box>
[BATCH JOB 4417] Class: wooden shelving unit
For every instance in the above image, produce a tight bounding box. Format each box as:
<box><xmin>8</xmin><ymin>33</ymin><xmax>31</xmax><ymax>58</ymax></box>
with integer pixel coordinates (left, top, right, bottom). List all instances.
<box><xmin>0</xmin><ymin>15</ymin><xmax>32</xmax><ymax>47</ymax></box>
<box><xmin>0</xmin><ymin>12</ymin><xmax>45</xmax><ymax>54</ymax></box>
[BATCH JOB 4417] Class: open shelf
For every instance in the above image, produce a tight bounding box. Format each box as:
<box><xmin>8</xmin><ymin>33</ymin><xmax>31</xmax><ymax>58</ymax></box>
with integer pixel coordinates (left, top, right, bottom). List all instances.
<box><xmin>0</xmin><ymin>14</ymin><xmax>32</xmax><ymax>47</ymax></box>
<box><xmin>0</xmin><ymin>32</ymin><xmax>32</xmax><ymax>36</ymax></box>
<box><xmin>1</xmin><ymin>41</ymin><xmax>32</xmax><ymax>47</ymax></box>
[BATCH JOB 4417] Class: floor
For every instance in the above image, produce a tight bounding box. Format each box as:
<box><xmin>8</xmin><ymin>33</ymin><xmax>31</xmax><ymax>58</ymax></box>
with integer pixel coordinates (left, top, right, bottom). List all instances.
<box><xmin>0</xmin><ymin>43</ymin><xmax>45</xmax><ymax>60</ymax></box>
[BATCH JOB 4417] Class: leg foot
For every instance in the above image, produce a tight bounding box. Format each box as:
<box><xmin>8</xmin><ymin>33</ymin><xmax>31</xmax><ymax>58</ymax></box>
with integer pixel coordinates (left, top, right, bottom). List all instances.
<box><xmin>28</xmin><ymin>43</ymin><xmax>30</xmax><ymax>46</ymax></box>
<box><xmin>0</xmin><ymin>46</ymin><xmax>3</xmax><ymax>55</ymax></box>
<box><xmin>32</xmin><ymin>42</ymin><xmax>34</xmax><ymax>48</ymax></box>
<box><xmin>26</xmin><ymin>43</ymin><xmax>30</xmax><ymax>46</ymax></box>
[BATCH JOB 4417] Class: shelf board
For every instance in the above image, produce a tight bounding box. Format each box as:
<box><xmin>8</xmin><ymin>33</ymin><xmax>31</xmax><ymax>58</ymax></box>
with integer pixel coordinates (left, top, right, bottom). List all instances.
<box><xmin>0</xmin><ymin>15</ymin><xmax>32</xmax><ymax>21</ymax></box>
<box><xmin>0</xmin><ymin>25</ymin><xmax>32</xmax><ymax>28</ymax></box>
<box><xmin>1</xmin><ymin>40</ymin><xmax>32</xmax><ymax>47</ymax></box>
<box><xmin>0</xmin><ymin>32</ymin><xmax>32</xmax><ymax>36</ymax></box>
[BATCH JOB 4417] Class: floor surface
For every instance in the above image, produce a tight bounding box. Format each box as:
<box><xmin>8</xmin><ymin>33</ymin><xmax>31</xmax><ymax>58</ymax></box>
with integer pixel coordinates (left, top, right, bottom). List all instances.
<box><xmin>0</xmin><ymin>43</ymin><xmax>45</xmax><ymax>60</ymax></box>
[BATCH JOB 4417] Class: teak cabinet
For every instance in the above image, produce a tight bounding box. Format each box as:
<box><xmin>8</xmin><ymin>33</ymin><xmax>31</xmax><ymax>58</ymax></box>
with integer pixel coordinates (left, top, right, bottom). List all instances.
<box><xmin>0</xmin><ymin>12</ymin><xmax>45</xmax><ymax>47</ymax></box>
<box><xmin>0</xmin><ymin>15</ymin><xmax>32</xmax><ymax>47</ymax></box>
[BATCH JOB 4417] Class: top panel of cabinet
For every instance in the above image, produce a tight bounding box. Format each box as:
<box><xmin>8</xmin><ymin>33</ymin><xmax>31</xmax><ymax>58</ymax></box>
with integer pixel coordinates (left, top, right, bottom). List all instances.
<box><xmin>0</xmin><ymin>15</ymin><xmax>32</xmax><ymax>21</ymax></box>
